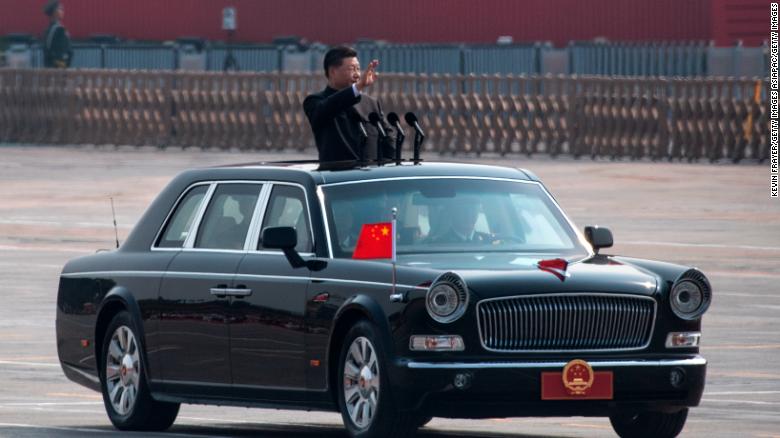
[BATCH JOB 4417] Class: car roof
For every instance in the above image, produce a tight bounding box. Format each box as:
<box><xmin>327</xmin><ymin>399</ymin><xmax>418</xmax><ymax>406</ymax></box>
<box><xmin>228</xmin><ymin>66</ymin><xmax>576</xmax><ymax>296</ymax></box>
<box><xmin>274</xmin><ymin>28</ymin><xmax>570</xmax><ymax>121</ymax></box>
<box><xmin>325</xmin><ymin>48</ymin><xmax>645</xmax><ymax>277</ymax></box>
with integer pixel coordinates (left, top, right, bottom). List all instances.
<box><xmin>212</xmin><ymin>161</ymin><xmax>537</xmax><ymax>185</ymax></box>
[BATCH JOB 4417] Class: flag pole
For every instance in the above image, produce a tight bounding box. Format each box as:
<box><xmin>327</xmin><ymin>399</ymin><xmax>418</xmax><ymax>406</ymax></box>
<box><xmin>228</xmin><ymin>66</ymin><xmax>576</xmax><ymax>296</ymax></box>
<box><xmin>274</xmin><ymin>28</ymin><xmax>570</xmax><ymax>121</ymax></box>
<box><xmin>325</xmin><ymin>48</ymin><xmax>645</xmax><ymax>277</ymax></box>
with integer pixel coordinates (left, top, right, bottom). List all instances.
<box><xmin>391</xmin><ymin>207</ymin><xmax>397</xmax><ymax>297</ymax></box>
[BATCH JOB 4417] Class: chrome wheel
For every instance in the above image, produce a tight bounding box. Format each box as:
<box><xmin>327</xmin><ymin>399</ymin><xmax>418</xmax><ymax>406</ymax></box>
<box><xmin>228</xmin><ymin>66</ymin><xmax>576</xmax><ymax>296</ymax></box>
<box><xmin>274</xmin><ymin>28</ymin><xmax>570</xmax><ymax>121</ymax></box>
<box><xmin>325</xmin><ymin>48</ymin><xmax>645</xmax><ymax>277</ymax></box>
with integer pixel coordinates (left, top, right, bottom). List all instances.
<box><xmin>105</xmin><ymin>325</ymin><xmax>140</xmax><ymax>416</ymax></box>
<box><xmin>342</xmin><ymin>336</ymin><xmax>380</xmax><ymax>429</ymax></box>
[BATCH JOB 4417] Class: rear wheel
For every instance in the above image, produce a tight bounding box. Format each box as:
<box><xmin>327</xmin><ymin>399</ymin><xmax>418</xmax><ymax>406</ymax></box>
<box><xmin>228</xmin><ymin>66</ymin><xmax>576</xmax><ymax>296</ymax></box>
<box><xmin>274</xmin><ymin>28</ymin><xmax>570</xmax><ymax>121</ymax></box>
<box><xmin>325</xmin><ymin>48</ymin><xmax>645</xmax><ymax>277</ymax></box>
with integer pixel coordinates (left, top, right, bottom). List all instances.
<box><xmin>100</xmin><ymin>311</ymin><xmax>179</xmax><ymax>431</ymax></box>
<box><xmin>338</xmin><ymin>320</ymin><xmax>417</xmax><ymax>438</ymax></box>
<box><xmin>609</xmin><ymin>408</ymin><xmax>688</xmax><ymax>438</ymax></box>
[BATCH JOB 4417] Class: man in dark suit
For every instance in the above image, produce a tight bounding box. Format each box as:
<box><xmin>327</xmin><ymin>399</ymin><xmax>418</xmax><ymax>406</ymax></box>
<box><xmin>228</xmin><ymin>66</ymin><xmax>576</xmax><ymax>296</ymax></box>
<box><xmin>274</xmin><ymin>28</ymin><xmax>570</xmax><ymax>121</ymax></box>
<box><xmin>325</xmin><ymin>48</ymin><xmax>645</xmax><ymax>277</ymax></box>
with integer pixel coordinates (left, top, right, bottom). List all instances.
<box><xmin>430</xmin><ymin>202</ymin><xmax>493</xmax><ymax>244</ymax></box>
<box><xmin>42</xmin><ymin>0</ymin><xmax>73</xmax><ymax>68</ymax></box>
<box><xmin>303</xmin><ymin>46</ymin><xmax>394</xmax><ymax>162</ymax></box>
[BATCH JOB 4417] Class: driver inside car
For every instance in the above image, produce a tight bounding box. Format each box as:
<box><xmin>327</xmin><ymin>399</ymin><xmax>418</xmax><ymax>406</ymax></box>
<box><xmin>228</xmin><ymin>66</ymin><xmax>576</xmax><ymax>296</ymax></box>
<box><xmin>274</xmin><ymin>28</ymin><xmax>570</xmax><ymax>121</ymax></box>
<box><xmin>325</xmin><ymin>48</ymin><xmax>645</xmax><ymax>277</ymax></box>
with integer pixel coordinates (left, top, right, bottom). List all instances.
<box><xmin>429</xmin><ymin>200</ymin><xmax>492</xmax><ymax>244</ymax></box>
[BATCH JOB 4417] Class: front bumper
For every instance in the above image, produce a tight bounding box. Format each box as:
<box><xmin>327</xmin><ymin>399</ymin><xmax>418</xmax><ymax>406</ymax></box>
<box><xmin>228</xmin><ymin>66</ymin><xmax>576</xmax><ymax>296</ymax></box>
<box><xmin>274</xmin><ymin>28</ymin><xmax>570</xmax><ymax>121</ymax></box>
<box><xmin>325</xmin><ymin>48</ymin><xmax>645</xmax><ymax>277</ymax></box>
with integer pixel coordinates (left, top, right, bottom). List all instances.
<box><xmin>391</xmin><ymin>356</ymin><xmax>707</xmax><ymax>418</ymax></box>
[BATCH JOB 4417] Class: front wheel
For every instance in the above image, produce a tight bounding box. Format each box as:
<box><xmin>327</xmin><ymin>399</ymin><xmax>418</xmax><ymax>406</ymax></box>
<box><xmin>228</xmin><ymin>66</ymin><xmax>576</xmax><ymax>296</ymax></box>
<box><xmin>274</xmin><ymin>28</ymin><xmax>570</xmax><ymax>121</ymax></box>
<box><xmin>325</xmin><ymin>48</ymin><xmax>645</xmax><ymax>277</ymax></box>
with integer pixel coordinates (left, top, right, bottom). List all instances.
<box><xmin>338</xmin><ymin>320</ymin><xmax>416</xmax><ymax>438</ymax></box>
<box><xmin>100</xmin><ymin>311</ymin><xmax>179</xmax><ymax>431</ymax></box>
<box><xmin>609</xmin><ymin>408</ymin><xmax>688</xmax><ymax>438</ymax></box>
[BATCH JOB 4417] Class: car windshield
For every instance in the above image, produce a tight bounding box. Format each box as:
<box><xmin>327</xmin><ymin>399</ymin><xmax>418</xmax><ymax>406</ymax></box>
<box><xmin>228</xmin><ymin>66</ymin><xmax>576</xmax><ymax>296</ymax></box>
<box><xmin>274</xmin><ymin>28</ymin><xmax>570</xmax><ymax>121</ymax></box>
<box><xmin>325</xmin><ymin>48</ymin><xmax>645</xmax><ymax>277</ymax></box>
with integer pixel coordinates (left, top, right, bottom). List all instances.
<box><xmin>323</xmin><ymin>177</ymin><xmax>589</xmax><ymax>258</ymax></box>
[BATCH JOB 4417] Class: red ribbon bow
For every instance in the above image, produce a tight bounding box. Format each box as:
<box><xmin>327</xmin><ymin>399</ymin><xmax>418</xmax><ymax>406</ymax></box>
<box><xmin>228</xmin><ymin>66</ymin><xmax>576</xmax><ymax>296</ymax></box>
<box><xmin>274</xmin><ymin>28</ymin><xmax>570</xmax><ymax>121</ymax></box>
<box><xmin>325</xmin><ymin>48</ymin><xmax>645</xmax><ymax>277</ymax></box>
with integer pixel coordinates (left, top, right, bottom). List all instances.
<box><xmin>537</xmin><ymin>258</ymin><xmax>568</xmax><ymax>281</ymax></box>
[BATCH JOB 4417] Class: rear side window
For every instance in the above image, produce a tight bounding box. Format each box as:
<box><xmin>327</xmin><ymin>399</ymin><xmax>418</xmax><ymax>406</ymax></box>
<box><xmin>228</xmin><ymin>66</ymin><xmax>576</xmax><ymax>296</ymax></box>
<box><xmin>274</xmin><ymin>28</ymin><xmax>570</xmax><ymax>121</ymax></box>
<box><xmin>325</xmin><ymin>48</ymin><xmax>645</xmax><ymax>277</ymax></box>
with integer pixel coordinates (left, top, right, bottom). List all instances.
<box><xmin>195</xmin><ymin>184</ymin><xmax>262</xmax><ymax>250</ymax></box>
<box><xmin>260</xmin><ymin>185</ymin><xmax>312</xmax><ymax>253</ymax></box>
<box><xmin>156</xmin><ymin>185</ymin><xmax>209</xmax><ymax>248</ymax></box>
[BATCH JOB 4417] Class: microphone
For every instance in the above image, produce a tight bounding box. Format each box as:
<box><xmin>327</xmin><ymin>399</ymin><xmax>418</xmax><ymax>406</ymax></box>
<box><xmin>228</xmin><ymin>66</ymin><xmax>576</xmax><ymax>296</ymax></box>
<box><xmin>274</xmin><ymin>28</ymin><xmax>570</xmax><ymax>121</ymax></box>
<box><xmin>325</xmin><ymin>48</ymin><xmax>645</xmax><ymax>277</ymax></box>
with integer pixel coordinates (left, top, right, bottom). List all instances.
<box><xmin>404</xmin><ymin>112</ymin><xmax>425</xmax><ymax>164</ymax></box>
<box><xmin>387</xmin><ymin>112</ymin><xmax>405</xmax><ymax>165</ymax></box>
<box><xmin>351</xmin><ymin>111</ymin><xmax>368</xmax><ymax>139</ymax></box>
<box><xmin>404</xmin><ymin>112</ymin><xmax>425</xmax><ymax>137</ymax></box>
<box><xmin>368</xmin><ymin>112</ymin><xmax>387</xmax><ymax>138</ymax></box>
<box><xmin>387</xmin><ymin>112</ymin><xmax>404</xmax><ymax>136</ymax></box>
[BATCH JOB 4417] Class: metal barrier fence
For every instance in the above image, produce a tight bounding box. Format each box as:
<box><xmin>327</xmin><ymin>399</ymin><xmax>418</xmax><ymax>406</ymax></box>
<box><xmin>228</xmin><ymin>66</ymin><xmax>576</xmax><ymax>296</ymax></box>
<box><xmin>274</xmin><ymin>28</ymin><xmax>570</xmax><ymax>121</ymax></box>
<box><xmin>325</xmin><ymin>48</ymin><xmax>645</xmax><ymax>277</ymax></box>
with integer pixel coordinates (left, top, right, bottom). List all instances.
<box><xmin>6</xmin><ymin>40</ymin><xmax>769</xmax><ymax>77</ymax></box>
<box><xmin>0</xmin><ymin>69</ymin><xmax>767</xmax><ymax>162</ymax></box>
<box><xmin>569</xmin><ymin>41</ymin><xmax>709</xmax><ymax>77</ymax></box>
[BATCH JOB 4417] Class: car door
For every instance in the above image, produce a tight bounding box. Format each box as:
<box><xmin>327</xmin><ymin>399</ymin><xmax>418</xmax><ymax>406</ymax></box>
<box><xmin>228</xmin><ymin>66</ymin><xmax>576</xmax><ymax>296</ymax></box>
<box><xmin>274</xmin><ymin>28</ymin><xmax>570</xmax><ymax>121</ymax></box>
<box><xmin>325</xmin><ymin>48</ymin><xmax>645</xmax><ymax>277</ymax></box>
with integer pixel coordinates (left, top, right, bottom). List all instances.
<box><xmin>230</xmin><ymin>182</ymin><xmax>311</xmax><ymax>391</ymax></box>
<box><xmin>157</xmin><ymin>182</ymin><xmax>263</xmax><ymax>389</ymax></box>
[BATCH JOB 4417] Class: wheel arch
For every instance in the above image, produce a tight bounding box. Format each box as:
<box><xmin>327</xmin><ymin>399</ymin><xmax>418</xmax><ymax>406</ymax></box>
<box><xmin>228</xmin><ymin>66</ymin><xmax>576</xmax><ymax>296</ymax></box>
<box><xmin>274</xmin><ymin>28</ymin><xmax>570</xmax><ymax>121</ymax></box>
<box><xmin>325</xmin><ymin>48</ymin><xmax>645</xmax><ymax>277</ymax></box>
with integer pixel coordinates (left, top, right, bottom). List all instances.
<box><xmin>326</xmin><ymin>294</ymin><xmax>394</xmax><ymax>405</ymax></box>
<box><xmin>94</xmin><ymin>287</ymin><xmax>149</xmax><ymax>382</ymax></box>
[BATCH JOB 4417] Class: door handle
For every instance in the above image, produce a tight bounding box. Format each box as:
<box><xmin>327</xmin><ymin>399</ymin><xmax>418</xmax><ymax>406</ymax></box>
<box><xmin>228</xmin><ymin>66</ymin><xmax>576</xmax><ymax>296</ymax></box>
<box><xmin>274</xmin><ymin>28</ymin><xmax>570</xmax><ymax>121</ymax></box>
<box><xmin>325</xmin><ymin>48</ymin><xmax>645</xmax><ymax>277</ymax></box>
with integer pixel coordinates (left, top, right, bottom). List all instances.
<box><xmin>225</xmin><ymin>287</ymin><xmax>253</xmax><ymax>298</ymax></box>
<box><xmin>209</xmin><ymin>287</ymin><xmax>228</xmax><ymax>298</ymax></box>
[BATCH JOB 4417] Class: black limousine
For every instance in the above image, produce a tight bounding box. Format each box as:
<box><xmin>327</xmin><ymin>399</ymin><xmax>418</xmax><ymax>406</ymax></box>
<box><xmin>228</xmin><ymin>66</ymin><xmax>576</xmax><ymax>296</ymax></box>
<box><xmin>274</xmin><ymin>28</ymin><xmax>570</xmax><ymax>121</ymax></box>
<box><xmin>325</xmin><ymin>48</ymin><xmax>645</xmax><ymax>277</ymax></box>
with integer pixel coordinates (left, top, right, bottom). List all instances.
<box><xmin>56</xmin><ymin>161</ymin><xmax>710</xmax><ymax>438</ymax></box>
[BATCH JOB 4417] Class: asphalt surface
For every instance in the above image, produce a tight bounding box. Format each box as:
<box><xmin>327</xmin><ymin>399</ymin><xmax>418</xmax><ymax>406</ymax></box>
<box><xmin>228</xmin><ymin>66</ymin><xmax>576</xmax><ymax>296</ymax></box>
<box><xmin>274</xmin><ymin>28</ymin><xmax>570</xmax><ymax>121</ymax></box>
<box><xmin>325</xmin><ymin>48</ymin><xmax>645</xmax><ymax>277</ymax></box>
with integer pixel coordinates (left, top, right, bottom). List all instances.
<box><xmin>0</xmin><ymin>146</ymin><xmax>778</xmax><ymax>438</ymax></box>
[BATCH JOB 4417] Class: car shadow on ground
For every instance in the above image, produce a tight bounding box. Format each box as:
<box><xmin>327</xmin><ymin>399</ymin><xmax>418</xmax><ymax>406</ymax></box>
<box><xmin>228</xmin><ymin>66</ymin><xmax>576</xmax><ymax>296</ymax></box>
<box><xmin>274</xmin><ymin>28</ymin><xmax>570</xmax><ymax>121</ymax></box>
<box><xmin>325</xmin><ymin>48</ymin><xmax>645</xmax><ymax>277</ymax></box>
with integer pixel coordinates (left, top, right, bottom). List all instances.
<box><xmin>165</xmin><ymin>422</ymin><xmax>568</xmax><ymax>438</ymax></box>
<box><xmin>2</xmin><ymin>423</ymin><xmax>573</xmax><ymax>438</ymax></box>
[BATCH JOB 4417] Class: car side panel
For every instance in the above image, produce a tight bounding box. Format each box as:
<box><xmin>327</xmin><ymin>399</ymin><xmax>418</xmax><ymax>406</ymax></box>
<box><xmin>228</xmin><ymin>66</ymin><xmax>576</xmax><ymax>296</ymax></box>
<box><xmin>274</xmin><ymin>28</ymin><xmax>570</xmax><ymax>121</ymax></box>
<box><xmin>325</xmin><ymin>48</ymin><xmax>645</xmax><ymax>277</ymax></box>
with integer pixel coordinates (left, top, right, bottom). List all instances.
<box><xmin>304</xmin><ymin>258</ymin><xmax>436</xmax><ymax>392</ymax></box>
<box><xmin>56</xmin><ymin>250</ymin><xmax>177</xmax><ymax>389</ymax></box>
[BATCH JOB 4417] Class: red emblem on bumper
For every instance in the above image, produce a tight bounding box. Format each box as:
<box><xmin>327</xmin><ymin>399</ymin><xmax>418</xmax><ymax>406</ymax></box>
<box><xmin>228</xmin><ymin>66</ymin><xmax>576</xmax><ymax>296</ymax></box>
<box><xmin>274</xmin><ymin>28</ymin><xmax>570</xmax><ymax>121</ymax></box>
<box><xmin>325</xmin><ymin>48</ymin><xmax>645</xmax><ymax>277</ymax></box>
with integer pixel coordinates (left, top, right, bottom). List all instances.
<box><xmin>541</xmin><ymin>359</ymin><xmax>614</xmax><ymax>400</ymax></box>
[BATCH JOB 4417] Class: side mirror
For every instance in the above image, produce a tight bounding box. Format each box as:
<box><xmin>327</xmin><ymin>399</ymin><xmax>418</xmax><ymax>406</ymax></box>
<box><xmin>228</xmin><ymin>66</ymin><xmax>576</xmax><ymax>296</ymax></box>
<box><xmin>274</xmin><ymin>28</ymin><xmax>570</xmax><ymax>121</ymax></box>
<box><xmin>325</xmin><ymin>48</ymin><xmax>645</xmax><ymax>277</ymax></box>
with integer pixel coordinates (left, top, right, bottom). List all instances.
<box><xmin>584</xmin><ymin>226</ymin><xmax>613</xmax><ymax>255</ymax></box>
<box><xmin>261</xmin><ymin>226</ymin><xmax>326</xmax><ymax>271</ymax></box>
<box><xmin>262</xmin><ymin>226</ymin><xmax>297</xmax><ymax>250</ymax></box>
<box><xmin>262</xmin><ymin>226</ymin><xmax>305</xmax><ymax>268</ymax></box>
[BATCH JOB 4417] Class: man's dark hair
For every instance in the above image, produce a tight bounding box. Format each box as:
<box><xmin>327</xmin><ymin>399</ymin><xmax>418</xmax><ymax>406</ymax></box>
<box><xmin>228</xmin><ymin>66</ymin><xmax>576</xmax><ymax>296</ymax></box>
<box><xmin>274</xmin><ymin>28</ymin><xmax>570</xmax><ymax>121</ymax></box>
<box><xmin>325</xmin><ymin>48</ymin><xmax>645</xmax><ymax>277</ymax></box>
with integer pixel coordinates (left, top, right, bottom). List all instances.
<box><xmin>44</xmin><ymin>0</ymin><xmax>60</xmax><ymax>17</ymax></box>
<box><xmin>323</xmin><ymin>46</ymin><xmax>357</xmax><ymax>78</ymax></box>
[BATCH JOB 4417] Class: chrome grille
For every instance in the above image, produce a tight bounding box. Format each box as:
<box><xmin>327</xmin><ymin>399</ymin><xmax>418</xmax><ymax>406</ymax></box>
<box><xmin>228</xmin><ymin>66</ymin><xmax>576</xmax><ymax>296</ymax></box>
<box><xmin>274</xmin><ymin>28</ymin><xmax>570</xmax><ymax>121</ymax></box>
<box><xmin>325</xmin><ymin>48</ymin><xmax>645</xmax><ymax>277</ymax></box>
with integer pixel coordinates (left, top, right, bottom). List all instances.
<box><xmin>477</xmin><ymin>294</ymin><xmax>656</xmax><ymax>352</ymax></box>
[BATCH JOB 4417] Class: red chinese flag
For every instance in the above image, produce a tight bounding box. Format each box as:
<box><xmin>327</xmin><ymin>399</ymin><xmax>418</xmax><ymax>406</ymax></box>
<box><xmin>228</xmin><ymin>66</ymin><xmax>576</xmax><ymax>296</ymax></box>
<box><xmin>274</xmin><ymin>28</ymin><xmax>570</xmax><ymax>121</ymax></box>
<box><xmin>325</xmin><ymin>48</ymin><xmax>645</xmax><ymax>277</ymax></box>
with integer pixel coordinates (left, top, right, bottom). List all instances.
<box><xmin>352</xmin><ymin>222</ymin><xmax>393</xmax><ymax>259</ymax></box>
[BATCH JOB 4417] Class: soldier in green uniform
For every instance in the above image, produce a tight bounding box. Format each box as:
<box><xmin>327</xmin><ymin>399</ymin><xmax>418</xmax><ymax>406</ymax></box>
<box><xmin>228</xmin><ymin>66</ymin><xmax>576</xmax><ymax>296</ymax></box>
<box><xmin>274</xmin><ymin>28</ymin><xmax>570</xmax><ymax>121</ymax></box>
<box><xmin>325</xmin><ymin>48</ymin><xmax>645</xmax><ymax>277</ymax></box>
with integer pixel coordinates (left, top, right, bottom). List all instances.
<box><xmin>42</xmin><ymin>0</ymin><xmax>73</xmax><ymax>68</ymax></box>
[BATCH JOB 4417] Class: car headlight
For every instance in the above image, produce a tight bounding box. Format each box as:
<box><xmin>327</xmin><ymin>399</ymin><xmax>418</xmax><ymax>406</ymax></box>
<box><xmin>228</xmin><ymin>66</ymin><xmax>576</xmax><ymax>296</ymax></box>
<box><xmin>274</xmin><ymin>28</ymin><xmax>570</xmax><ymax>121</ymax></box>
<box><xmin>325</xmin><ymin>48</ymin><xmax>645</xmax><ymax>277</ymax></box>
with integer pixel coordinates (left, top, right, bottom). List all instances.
<box><xmin>426</xmin><ymin>272</ymin><xmax>469</xmax><ymax>323</ymax></box>
<box><xmin>669</xmin><ymin>269</ymin><xmax>712</xmax><ymax>320</ymax></box>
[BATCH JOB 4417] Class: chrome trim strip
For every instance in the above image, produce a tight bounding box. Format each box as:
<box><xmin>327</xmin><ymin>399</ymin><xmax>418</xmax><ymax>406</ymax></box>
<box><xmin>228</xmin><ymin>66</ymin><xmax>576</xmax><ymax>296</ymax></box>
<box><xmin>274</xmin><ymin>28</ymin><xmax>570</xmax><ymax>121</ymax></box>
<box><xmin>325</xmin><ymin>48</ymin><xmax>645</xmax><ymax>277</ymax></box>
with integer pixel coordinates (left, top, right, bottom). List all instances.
<box><xmin>150</xmin><ymin>181</ymin><xmax>213</xmax><ymax>251</ymax></box>
<box><xmin>310</xmin><ymin>276</ymin><xmax>428</xmax><ymax>290</ymax></box>
<box><xmin>320</xmin><ymin>176</ymin><xmax>538</xmax><ymax>187</ymax></box>
<box><xmin>61</xmin><ymin>270</ymin><xmax>167</xmax><ymax>278</ymax></box>
<box><xmin>234</xmin><ymin>273</ymin><xmax>309</xmax><ymax>283</ymax></box>
<box><xmin>475</xmin><ymin>293</ymin><xmax>657</xmax><ymax>353</ymax></box>
<box><xmin>406</xmin><ymin>356</ymin><xmax>707</xmax><ymax>370</ymax></box>
<box><xmin>62</xmin><ymin>363</ymin><xmax>100</xmax><ymax>383</ymax></box>
<box><xmin>316</xmin><ymin>185</ymin><xmax>334</xmax><ymax>259</ymax></box>
<box><xmin>174</xmin><ymin>248</ymin><xmax>248</xmax><ymax>255</ymax></box>
<box><xmin>183</xmin><ymin>183</ymin><xmax>218</xmax><ymax>249</ymax></box>
<box><xmin>244</xmin><ymin>183</ymin><xmax>273</xmax><ymax>251</ymax></box>
<box><xmin>60</xmin><ymin>270</ymin><xmax>428</xmax><ymax>290</ymax></box>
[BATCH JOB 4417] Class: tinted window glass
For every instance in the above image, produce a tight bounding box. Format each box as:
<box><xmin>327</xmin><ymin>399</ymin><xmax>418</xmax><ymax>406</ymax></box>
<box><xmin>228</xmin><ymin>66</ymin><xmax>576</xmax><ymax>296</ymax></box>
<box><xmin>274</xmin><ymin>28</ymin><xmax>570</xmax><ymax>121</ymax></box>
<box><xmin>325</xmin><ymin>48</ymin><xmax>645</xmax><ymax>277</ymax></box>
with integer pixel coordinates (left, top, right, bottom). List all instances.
<box><xmin>260</xmin><ymin>185</ymin><xmax>311</xmax><ymax>253</ymax></box>
<box><xmin>156</xmin><ymin>185</ymin><xmax>209</xmax><ymax>248</ymax></box>
<box><xmin>195</xmin><ymin>184</ymin><xmax>262</xmax><ymax>250</ymax></box>
<box><xmin>323</xmin><ymin>178</ymin><xmax>584</xmax><ymax>258</ymax></box>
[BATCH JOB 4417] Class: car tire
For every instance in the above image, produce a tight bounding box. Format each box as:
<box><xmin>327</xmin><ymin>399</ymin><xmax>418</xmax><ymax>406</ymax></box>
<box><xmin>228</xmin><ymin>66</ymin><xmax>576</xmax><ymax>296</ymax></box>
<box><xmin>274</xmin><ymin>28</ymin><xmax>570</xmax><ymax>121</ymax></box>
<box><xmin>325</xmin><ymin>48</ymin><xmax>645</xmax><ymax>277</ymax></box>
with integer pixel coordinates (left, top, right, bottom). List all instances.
<box><xmin>100</xmin><ymin>311</ymin><xmax>180</xmax><ymax>431</ymax></box>
<box><xmin>609</xmin><ymin>408</ymin><xmax>688</xmax><ymax>438</ymax></box>
<box><xmin>337</xmin><ymin>320</ymin><xmax>416</xmax><ymax>438</ymax></box>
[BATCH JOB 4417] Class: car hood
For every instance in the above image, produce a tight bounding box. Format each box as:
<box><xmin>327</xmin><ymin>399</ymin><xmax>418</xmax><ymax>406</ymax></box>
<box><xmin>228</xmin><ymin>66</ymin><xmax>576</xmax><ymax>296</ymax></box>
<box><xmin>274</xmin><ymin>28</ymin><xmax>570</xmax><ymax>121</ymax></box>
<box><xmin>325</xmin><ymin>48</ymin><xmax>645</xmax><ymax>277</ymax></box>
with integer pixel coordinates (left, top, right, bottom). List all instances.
<box><xmin>398</xmin><ymin>253</ymin><xmax>658</xmax><ymax>298</ymax></box>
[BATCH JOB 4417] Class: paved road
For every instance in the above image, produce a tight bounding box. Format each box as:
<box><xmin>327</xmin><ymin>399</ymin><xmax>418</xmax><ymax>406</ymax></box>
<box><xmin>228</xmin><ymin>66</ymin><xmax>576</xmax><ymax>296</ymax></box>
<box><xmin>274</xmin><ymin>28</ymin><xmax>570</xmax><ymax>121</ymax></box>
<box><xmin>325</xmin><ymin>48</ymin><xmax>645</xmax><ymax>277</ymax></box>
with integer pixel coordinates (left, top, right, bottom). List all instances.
<box><xmin>0</xmin><ymin>146</ymin><xmax>778</xmax><ymax>438</ymax></box>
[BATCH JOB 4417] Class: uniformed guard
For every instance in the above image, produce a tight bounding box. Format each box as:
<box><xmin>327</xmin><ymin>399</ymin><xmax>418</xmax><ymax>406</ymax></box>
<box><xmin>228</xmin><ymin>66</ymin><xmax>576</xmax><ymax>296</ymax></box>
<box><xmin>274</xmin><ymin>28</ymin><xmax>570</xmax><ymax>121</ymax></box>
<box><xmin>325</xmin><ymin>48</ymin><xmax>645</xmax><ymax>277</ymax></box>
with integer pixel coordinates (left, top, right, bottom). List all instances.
<box><xmin>42</xmin><ymin>0</ymin><xmax>73</xmax><ymax>68</ymax></box>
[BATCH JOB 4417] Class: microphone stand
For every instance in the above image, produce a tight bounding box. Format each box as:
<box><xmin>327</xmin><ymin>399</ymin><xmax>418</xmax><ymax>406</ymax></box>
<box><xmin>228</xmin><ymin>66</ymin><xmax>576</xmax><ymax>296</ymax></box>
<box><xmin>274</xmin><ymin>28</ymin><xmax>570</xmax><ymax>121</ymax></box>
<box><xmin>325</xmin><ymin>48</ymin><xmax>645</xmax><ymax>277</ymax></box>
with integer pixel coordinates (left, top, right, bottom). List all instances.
<box><xmin>356</xmin><ymin>120</ymin><xmax>368</xmax><ymax>167</ymax></box>
<box><xmin>369</xmin><ymin>112</ymin><xmax>388</xmax><ymax>166</ymax></box>
<box><xmin>413</xmin><ymin>130</ymin><xmax>425</xmax><ymax>164</ymax></box>
<box><xmin>388</xmin><ymin>112</ymin><xmax>405</xmax><ymax>165</ymax></box>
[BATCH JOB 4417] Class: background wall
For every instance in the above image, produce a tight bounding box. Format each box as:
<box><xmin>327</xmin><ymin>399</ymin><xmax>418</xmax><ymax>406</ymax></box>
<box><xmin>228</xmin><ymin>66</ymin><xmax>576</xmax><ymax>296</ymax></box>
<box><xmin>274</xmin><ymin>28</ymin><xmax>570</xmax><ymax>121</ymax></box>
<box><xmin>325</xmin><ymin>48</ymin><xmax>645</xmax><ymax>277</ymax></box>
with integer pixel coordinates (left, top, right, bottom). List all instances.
<box><xmin>0</xmin><ymin>0</ymin><xmax>765</xmax><ymax>47</ymax></box>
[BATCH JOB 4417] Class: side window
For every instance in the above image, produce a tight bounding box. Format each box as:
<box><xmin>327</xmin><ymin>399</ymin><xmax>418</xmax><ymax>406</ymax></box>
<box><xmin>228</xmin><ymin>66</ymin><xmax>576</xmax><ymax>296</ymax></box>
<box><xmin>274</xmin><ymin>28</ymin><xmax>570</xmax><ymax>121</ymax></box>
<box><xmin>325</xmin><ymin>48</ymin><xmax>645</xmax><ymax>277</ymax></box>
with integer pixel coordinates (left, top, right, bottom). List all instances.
<box><xmin>260</xmin><ymin>185</ymin><xmax>312</xmax><ymax>253</ymax></box>
<box><xmin>195</xmin><ymin>184</ymin><xmax>262</xmax><ymax>250</ymax></box>
<box><xmin>156</xmin><ymin>185</ymin><xmax>209</xmax><ymax>248</ymax></box>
